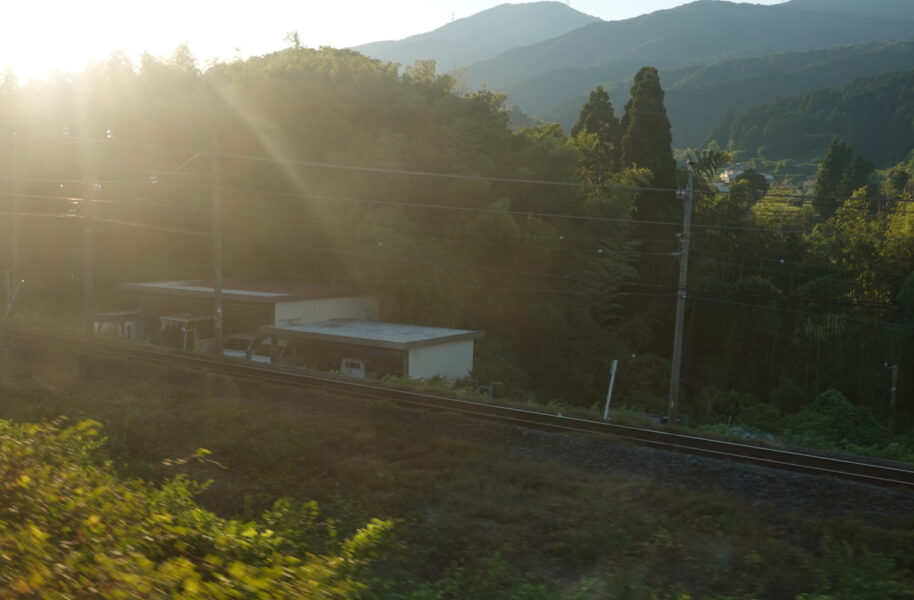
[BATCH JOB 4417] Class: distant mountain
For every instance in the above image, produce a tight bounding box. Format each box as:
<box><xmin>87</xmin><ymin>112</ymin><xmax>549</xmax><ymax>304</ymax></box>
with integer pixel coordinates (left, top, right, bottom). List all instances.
<box><xmin>466</xmin><ymin>0</ymin><xmax>914</xmax><ymax>92</ymax></box>
<box><xmin>351</xmin><ymin>2</ymin><xmax>600</xmax><ymax>72</ymax></box>
<box><xmin>784</xmin><ymin>0</ymin><xmax>914</xmax><ymax>22</ymax></box>
<box><xmin>667</xmin><ymin>39</ymin><xmax>914</xmax><ymax>147</ymax></box>
<box><xmin>709</xmin><ymin>68</ymin><xmax>914</xmax><ymax>167</ymax></box>
<box><xmin>522</xmin><ymin>39</ymin><xmax>914</xmax><ymax>148</ymax></box>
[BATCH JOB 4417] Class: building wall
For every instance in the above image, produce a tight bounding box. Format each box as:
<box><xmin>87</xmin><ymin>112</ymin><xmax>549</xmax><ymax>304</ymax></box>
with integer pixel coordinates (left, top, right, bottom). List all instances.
<box><xmin>273</xmin><ymin>296</ymin><xmax>380</xmax><ymax>327</ymax></box>
<box><xmin>407</xmin><ymin>339</ymin><xmax>474</xmax><ymax>380</ymax></box>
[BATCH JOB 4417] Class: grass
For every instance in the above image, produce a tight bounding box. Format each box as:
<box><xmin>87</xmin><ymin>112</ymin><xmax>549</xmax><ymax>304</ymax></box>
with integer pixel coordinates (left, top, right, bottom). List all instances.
<box><xmin>1</xmin><ymin>343</ymin><xmax>913</xmax><ymax>598</ymax></box>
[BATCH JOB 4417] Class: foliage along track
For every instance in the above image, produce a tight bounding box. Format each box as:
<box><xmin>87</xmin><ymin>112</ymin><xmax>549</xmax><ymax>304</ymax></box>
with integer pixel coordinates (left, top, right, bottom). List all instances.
<box><xmin>7</xmin><ymin>325</ymin><xmax>914</xmax><ymax>491</ymax></box>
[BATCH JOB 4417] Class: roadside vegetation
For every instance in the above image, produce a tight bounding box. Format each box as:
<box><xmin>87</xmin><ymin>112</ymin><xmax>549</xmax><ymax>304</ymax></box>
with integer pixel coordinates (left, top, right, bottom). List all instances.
<box><xmin>1</xmin><ymin>347</ymin><xmax>912</xmax><ymax>598</ymax></box>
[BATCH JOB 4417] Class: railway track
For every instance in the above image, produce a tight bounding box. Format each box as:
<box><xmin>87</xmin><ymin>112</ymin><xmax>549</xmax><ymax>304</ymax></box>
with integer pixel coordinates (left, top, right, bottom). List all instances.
<box><xmin>7</xmin><ymin>325</ymin><xmax>914</xmax><ymax>491</ymax></box>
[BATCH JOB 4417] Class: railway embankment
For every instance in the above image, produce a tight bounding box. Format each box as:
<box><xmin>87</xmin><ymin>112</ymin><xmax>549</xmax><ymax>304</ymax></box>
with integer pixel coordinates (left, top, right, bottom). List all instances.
<box><xmin>2</xmin><ymin>340</ymin><xmax>913</xmax><ymax>598</ymax></box>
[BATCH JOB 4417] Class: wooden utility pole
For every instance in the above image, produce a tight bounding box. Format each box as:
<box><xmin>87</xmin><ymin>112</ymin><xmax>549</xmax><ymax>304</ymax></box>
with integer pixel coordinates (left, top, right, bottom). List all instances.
<box><xmin>667</xmin><ymin>163</ymin><xmax>694</xmax><ymax>424</ymax></box>
<box><xmin>83</xmin><ymin>179</ymin><xmax>97</xmax><ymax>377</ymax></box>
<box><xmin>212</xmin><ymin>132</ymin><xmax>224</xmax><ymax>355</ymax></box>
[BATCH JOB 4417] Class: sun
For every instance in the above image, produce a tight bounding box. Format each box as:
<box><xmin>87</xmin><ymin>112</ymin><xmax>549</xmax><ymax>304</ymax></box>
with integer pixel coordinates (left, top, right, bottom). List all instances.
<box><xmin>0</xmin><ymin>1</ymin><xmax>222</xmax><ymax>82</ymax></box>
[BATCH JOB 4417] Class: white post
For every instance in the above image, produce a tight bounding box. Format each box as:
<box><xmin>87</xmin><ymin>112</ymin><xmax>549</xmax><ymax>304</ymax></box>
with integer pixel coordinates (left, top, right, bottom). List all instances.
<box><xmin>603</xmin><ymin>359</ymin><xmax>619</xmax><ymax>419</ymax></box>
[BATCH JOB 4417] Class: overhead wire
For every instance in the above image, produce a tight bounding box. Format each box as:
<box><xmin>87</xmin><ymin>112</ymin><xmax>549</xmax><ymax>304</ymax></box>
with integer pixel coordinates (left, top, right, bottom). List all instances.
<box><xmin>3</xmin><ymin>163</ymin><xmax>911</xmax><ymax>238</ymax></box>
<box><xmin>3</xmin><ymin>134</ymin><xmax>913</xmax><ymax>209</ymax></box>
<box><xmin>689</xmin><ymin>295</ymin><xmax>914</xmax><ymax>331</ymax></box>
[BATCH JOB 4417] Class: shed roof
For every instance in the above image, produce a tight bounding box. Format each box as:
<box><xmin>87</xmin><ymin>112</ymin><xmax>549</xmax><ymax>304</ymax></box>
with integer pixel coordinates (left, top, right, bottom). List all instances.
<box><xmin>120</xmin><ymin>279</ymin><xmax>371</xmax><ymax>304</ymax></box>
<box><xmin>260</xmin><ymin>320</ymin><xmax>482</xmax><ymax>350</ymax></box>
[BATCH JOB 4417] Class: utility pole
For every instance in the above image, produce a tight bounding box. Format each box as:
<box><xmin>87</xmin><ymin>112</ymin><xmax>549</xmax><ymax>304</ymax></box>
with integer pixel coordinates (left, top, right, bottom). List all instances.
<box><xmin>667</xmin><ymin>163</ymin><xmax>694</xmax><ymax>425</ymax></box>
<box><xmin>83</xmin><ymin>179</ymin><xmax>97</xmax><ymax>378</ymax></box>
<box><xmin>211</xmin><ymin>132</ymin><xmax>224</xmax><ymax>355</ymax></box>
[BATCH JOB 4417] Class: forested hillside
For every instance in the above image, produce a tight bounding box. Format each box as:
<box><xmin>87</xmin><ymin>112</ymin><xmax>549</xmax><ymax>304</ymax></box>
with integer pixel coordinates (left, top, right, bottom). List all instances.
<box><xmin>664</xmin><ymin>39</ymin><xmax>914</xmax><ymax>147</ymax></box>
<box><xmin>709</xmin><ymin>68</ymin><xmax>914</xmax><ymax>165</ymax></box>
<box><xmin>0</xmin><ymin>47</ymin><xmax>639</xmax><ymax>403</ymax></box>
<box><xmin>5</xmin><ymin>5</ymin><xmax>914</xmax><ymax>598</ymax></box>
<box><xmin>521</xmin><ymin>38</ymin><xmax>914</xmax><ymax>146</ymax></box>
<box><xmin>349</xmin><ymin>0</ymin><xmax>914</xmax><ymax>154</ymax></box>
<box><xmin>2</xmin><ymin>44</ymin><xmax>914</xmax><ymax>447</ymax></box>
<box><xmin>785</xmin><ymin>0</ymin><xmax>914</xmax><ymax>21</ymax></box>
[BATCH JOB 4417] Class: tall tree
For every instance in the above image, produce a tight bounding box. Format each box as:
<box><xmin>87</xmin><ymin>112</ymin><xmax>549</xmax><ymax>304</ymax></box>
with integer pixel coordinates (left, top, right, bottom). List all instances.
<box><xmin>621</xmin><ymin>67</ymin><xmax>676</xmax><ymax>191</ymax></box>
<box><xmin>617</xmin><ymin>68</ymin><xmax>680</xmax><ymax>354</ymax></box>
<box><xmin>814</xmin><ymin>138</ymin><xmax>875</xmax><ymax>218</ymax></box>
<box><xmin>620</xmin><ymin>67</ymin><xmax>678</xmax><ymax>225</ymax></box>
<box><xmin>571</xmin><ymin>85</ymin><xmax>621</xmax><ymax>180</ymax></box>
<box><xmin>732</xmin><ymin>168</ymin><xmax>770</xmax><ymax>203</ymax></box>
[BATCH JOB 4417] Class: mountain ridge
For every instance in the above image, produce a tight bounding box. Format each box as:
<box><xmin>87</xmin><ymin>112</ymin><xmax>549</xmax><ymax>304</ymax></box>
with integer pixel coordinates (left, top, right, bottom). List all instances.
<box><xmin>465</xmin><ymin>0</ymin><xmax>914</xmax><ymax>91</ymax></box>
<box><xmin>512</xmin><ymin>38</ymin><xmax>914</xmax><ymax>147</ymax></box>
<box><xmin>351</xmin><ymin>2</ymin><xmax>600</xmax><ymax>70</ymax></box>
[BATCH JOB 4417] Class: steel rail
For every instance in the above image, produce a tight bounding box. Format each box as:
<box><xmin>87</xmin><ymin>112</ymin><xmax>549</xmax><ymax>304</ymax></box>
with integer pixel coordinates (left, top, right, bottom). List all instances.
<box><xmin>6</xmin><ymin>326</ymin><xmax>914</xmax><ymax>490</ymax></box>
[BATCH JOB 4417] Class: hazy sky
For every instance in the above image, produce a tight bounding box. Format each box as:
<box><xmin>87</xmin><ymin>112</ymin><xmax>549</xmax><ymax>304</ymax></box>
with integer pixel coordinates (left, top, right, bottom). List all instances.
<box><xmin>2</xmin><ymin>0</ymin><xmax>788</xmax><ymax>80</ymax></box>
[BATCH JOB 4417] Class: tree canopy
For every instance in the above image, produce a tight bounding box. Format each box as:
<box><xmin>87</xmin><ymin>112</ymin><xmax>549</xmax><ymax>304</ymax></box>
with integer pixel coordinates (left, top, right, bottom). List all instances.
<box><xmin>570</xmin><ymin>85</ymin><xmax>621</xmax><ymax>180</ymax></box>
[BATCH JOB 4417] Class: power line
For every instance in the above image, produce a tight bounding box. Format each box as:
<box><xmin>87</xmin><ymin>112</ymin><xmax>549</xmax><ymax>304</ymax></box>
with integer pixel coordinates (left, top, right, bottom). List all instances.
<box><xmin>0</xmin><ymin>211</ymin><xmax>81</xmax><ymax>220</ymax></box>
<box><xmin>688</xmin><ymin>287</ymin><xmax>900</xmax><ymax>310</ymax></box>
<box><xmin>38</xmin><ymin>213</ymin><xmax>633</xmax><ymax>286</ymax></box>
<box><xmin>4</xmin><ymin>171</ymin><xmax>911</xmax><ymax>238</ymax></box>
<box><xmin>689</xmin><ymin>295</ymin><xmax>914</xmax><ymax>330</ymax></box>
<box><xmin>4</xmin><ymin>135</ymin><xmax>913</xmax><ymax>211</ymax></box>
<box><xmin>222</xmin><ymin>266</ymin><xmax>674</xmax><ymax>299</ymax></box>
<box><xmin>94</xmin><ymin>217</ymin><xmax>211</xmax><ymax>238</ymax></box>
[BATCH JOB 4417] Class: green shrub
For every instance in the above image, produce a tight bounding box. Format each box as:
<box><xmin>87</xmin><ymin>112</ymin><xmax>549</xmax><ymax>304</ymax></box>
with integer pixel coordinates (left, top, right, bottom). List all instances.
<box><xmin>0</xmin><ymin>418</ymin><xmax>393</xmax><ymax>598</ymax></box>
<box><xmin>784</xmin><ymin>389</ymin><xmax>888</xmax><ymax>448</ymax></box>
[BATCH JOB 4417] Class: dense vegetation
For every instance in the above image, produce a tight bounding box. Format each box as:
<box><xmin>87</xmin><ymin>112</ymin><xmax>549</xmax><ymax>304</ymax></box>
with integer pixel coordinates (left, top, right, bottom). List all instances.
<box><xmin>2</xmin><ymin>29</ymin><xmax>914</xmax><ymax>595</ymax></box>
<box><xmin>530</xmin><ymin>38</ymin><xmax>914</xmax><ymax>148</ymax></box>
<box><xmin>1</xmin><ymin>349</ymin><xmax>913</xmax><ymax>598</ymax></box>
<box><xmin>2</xmin><ymin>44</ymin><xmax>914</xmax><ymax>444</ymax></box>
<box><xmin>709</xmin><ymin>68</ymin><xmax>914</xmax><ymax>166</ymax></box>
<box><xmin>0</xmin><ymin>416</ymin><xmax>390</xmax><ymax>598</ymax></box>
<box><xmin>1</xmin><ymin>0</ymin><xmax>914</xmax><ymax>593</ymax></box>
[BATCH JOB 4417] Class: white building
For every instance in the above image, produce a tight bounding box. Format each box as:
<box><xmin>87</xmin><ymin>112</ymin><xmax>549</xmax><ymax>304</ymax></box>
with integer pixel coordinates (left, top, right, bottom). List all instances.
<box><xmin>120</xmin><ymin>279</ymin><xmax>379</xmax><ymax>337</ymax></box>
<box><xmin>260</xmin><ymin>320</ymin><xmax>482</xmax><ymax>381</ymax></box>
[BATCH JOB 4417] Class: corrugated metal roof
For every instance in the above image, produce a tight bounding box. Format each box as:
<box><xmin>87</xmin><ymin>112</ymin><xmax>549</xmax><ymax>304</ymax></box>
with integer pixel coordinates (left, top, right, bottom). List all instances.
<box><xmin>260</xmin><ymin>320</ymin><xmax>482</xmax><ymax>350</ymax></box>
<box><xmin>119</xmin><ymin>279</ymin><xmax>372</xmax><ymax>303</ymax></box>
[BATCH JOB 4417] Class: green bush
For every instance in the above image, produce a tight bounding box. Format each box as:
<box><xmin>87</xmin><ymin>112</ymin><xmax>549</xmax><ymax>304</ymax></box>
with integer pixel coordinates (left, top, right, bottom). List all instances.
<box><xmin>799</xmin><ymin>534</ymin><xmax>912</xmax><ymax>600</ymax></box>
<box><xmin>784</xmin><ymin>389</ymin><xmax>888</xmax><ymax>449</ymax></box>
<box><xmin>738</xmin><ymin>402</ymin><xmax>783</xmax><ymax>434</ymax></box>
<box><xmin>0</xmin><ymin>418</ymin><xmax>393</xmax><ymax>599</ymax></box>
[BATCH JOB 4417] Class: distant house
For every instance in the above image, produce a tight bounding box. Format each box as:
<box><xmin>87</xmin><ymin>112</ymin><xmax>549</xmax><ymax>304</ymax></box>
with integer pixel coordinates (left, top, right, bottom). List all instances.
<box><xmin>719</xmin><ymin>164</ymin><xmax>746</xmax><ymax>184</ymax></box>
<box><xmin>719</xmin><ymin>164</ymin><xmax>775</xmax><ymax>187</ymax></box>
<box><xmin>260</xmin><ymin>320</ymin><xmax>483</xmax><ymax>381</ymax></box>
<box><xmin>119</xmin><ymin>279</ymin><xmax>379</xmax><ymax>339</ymax></box>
